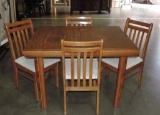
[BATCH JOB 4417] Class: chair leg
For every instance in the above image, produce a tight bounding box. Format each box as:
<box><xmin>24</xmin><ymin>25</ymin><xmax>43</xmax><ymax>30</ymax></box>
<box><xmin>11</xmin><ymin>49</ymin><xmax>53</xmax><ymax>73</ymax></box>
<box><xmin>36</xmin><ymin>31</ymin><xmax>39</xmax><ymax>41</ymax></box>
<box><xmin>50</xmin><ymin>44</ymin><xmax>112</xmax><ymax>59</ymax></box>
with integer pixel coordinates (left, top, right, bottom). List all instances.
<box><xmin>100</xmin><ymin>66</ymin><xmax>110</xmax><ymax>85</ymax></box>
<box><xmin>33</xmin><ymin>7</ymin><xmax>36</xmax><ymax>15</ymax></box>
<box><xmin>96</xmin><ymin>90</ymin><xmax>100</xmax><ymax>115</ymax></box>
<box><xmin>38</xmin><ymin>7</ymin><xmax>42</xmax><ymax>17</ymax></box>
<box><xmin>34</xmin><ymin>74</ymin><xmax>40</xmax><ymax>101</ymax></box>
<box><xmin>121</xmin><ymin>75</ymin><xmax>125</xmax><ymax>88</ymax></box>
<box><xmin>42</xmin><ymin>5</ymin><xmax>45</xmax><ymax>13</ymax></box>
<box><xmin>55</xmin><ymin>63</ymin><xmax>59</xmax><ymax>88</ymax></box>
<box><xmin>64</xmin><ymin>90</ymin><xmax>67</xmax><ymax>115</ymax></box>
<box><xmin>50</xmin><ymin>64</ymin><xmax>59</xmax><ymax>87</ymax></box>
<box><xmin>14</xmin><ymin>66</ymin><xmax>19</xmax><ymax>88</ymax></box>
<box><xmin>101</xmin><ymin>62</ymin><xmax>110</xmax><ymax>77</ymax></box>
<box><xmin>100</xmin><ymin>67</ymin><xmax>103</xmax><ymax>85</ymax></box>
<box><xmin>138</xmin><ymin>65</ymin><xmax>144</xmax><ymax>87</ymax></box>
<box><xmin>105</xmin><ymin>68</ymin><xmax>110</xmax><ymax>77</ymax></box>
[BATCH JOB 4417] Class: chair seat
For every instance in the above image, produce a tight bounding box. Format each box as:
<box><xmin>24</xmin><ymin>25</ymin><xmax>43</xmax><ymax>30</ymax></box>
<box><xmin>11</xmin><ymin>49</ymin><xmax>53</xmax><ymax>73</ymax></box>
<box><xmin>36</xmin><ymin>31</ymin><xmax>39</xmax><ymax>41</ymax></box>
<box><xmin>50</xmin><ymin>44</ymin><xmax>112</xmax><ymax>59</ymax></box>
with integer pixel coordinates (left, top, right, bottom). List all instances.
<box><xmin>15</xmin><ymin>56</ymin><xmax>60</xmax><ymax>72</ymax></box>
<box><xmin>65</xmin><ymin>58</ymin><xmax>99</xmax><ymax>79</ymax></box>
<box><xmin>102</xmin><ymin>57</ymin><xmax>143</xmax><ymax>69</ymax></box>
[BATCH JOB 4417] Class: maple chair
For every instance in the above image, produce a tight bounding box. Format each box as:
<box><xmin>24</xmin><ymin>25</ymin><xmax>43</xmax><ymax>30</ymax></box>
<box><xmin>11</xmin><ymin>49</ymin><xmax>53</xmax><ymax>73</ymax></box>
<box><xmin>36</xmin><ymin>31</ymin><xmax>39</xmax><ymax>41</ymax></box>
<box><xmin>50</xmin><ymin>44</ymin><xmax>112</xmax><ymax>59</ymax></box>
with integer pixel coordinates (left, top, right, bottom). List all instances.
<box><xmin>102</xmin><ymin>18</ymin><xmax>153</xmax><ymax>87</ymax></box>
<box><xmin>66</xmin><ymin>15</ymin><xmax>92</xmax><ymax>26</ymax></box>
<box><xmin>5</xmin><ymin>18</ymin><xmax>60</xmax><ymax>101</ymax></box>
<box><xmin>61</xmin><ymin>39</ymin><xmax>103</xmax><ymax>114</ymax></box>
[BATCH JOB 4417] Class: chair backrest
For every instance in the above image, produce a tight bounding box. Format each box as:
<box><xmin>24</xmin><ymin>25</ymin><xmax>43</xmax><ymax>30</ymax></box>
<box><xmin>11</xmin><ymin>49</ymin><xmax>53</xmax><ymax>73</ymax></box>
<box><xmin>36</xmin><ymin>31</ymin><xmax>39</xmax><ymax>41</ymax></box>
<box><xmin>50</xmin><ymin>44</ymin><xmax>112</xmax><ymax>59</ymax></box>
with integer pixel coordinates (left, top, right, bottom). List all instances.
<box><xmin>61</xmin><ymin>39</ymin><xmax>103</xmax><ymax>90</ymax></box>
<box><xmin>124</xmin><ymin>18</ymin><xmax>153</xmax><ymax>60</ymax></box>
<box><xmin>66</xmin><ymin>15</ymin><xmax>92</xmax><ymax>26</ymax></box>
<box><xmin>5</xmin><ymin>18</ymin><xmax>34</xmax><ymax>61</ymax></box>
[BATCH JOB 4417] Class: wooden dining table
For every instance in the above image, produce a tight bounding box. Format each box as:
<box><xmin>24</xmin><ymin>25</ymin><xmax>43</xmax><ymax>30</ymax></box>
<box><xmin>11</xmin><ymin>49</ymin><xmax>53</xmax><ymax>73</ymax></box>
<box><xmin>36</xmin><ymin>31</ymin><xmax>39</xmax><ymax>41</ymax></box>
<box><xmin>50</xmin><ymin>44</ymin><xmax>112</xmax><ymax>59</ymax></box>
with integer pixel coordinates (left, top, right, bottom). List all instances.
<box><xmin>23</xmin><ymin>26</ymin><xmax>139</xmax><ymax>109</ymax></box>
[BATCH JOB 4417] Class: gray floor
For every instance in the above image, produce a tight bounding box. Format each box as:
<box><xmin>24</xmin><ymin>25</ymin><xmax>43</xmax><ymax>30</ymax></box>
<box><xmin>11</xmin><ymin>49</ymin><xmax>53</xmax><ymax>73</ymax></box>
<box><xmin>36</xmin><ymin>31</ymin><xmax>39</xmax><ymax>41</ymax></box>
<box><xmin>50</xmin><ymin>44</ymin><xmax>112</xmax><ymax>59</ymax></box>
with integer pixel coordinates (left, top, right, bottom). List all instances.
<box><xmin>0</xmin><ymin>3</ymin><xmax>160</xmax><ymax>115</ymax></box>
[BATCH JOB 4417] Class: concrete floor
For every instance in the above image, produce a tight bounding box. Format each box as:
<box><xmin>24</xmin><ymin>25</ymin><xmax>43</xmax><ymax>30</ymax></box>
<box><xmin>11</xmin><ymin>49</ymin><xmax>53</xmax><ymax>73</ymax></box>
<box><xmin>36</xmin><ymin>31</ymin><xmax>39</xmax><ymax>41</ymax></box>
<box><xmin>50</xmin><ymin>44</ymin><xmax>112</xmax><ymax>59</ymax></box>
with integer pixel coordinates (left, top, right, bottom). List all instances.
<box><xmin>0</xmin><ymin>3</ymin><xmax>160</xmax><ymax>115</ymax></box>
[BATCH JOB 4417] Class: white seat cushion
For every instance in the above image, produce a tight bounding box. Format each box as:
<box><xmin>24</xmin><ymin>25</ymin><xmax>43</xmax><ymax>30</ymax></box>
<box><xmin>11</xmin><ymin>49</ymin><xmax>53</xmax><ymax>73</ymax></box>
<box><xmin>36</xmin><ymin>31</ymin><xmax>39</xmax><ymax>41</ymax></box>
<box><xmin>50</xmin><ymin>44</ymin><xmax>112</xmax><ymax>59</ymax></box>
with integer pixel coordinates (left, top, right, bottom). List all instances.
<box><xmin>65</xmin><ymin>58</ymin><xmax>99</xmax><ymax>80</ymax></box>
<box><xmin>102</xmin><ymin>57</ymin><xmax>143</xmax><ymax>70</ymax></box>
<box><xmin>15</xmin><ymin>56</ymin><xmax>60</xmax><ymax>72</ymax></box>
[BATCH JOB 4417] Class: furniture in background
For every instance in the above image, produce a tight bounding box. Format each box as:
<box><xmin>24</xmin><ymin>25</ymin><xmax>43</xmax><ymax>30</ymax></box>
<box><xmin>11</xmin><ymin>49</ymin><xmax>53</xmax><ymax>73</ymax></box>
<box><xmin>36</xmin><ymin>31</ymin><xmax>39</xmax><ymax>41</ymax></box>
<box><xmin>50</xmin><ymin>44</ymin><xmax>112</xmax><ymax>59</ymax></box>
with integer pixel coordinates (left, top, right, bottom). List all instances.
<box><xmin>112</xmin><ymin>0</ymin><xmax>121</xmax><ymax>7</ymax></box>
<box><xmin>24</xmin><ymin>0</ymin><xmax>45</xmax><ymax>17</ymax></box>
<box><xmin>66</xmin><ymin>15</ymin><xmax>92</xmax><ymax>26</ymax></box>
<box><xmin>121</xmin><ymin>0</ymin><xmax>132</xmax><ymax>7</ymax></box>
<box><xmin>61</xmin><ymin>39</ymin><xmax>103</xmax><ymax>114</ymax></box>
<box><xmin>23</xmin><ymin>26</ymin><xmax>139</xmax><ymax>109</ymax></box>
<box><xmin>0</xmin><ymin>0</ymin><xmax>10</xmax><ymax>60</ymax></box>
<box><xmin>70</xmin><ymin>0</ymin><xmax>111</xmax><ymax>14</ymax></box>
<box><xmin>5</xmin><ymin>18</ymin><xmax>60</xmax><ymax>101</ymax></box>
<box><xmin>53</xmin><ymin>0</ymin><xmax>67</xmax><ymax>5</ymax></box>
<box><xmin>102</xmin><ymin>18</ymin><xmax>153</xmax><ymax>87</ymax></box>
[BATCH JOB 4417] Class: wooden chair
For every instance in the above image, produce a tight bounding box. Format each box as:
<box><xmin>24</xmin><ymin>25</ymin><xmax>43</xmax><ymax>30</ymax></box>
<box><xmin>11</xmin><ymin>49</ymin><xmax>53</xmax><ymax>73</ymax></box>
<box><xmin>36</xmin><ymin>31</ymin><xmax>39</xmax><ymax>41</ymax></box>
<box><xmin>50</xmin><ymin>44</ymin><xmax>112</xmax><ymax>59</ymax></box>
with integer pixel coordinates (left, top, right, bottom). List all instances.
<box><xmin>66</xmin><ymin>15</ymin><xmax>92</xmax><ymax>26</ymax></box>
<box><xmin>102</xmin><ymin>18</ymin><xmax>153</xmax><ymax>87</ymax></box>
<box><xmin>61</xmin><ymin>39</ymin><xmax>103</xmax><ymax>114</ymax></box>
<box><xmin>5</xmin><ymin>18</ymin><xmax>60</xmax><ymax>101</ymax></box>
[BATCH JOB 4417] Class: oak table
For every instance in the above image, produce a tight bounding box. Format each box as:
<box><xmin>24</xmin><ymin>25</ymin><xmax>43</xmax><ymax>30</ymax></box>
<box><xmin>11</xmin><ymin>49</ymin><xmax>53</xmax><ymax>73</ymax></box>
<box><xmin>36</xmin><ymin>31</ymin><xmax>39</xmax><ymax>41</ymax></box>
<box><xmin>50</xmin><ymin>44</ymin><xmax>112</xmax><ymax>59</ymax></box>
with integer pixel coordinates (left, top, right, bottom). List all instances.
<box><xmin>23</xmin><ymin>26</ymin><xmax>139</xmax><ymax>109</ymax></box>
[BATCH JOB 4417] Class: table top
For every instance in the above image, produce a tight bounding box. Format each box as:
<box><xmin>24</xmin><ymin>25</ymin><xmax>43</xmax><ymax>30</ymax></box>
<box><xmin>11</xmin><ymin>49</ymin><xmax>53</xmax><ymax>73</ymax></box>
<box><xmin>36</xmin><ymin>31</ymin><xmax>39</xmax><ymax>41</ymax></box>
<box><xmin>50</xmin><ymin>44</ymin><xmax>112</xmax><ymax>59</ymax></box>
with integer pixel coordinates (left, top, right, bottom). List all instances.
<box><xmin>23</xmin><ymin>26</ymin><xmax>139</xmax><ymax>57</ymax></box>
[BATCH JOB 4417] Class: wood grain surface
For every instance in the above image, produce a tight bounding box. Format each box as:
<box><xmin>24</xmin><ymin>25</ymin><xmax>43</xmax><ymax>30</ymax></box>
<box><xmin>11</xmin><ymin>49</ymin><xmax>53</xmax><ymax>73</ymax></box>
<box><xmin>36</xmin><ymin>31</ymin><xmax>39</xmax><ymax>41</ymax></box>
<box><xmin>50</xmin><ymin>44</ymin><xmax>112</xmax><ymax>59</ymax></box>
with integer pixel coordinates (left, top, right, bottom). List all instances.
<box><xmin>23</xmin><ymin>26</ymin><xmax>139</xmax><ymax>57</ymax></box>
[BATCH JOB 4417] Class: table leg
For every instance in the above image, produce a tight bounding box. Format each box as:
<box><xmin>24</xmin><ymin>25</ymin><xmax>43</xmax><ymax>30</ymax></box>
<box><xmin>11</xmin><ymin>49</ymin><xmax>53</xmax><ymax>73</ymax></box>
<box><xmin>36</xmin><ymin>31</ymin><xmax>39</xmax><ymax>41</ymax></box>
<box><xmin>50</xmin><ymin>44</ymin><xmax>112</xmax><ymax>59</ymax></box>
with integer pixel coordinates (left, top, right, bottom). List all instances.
<box><xmin>114</xmin><ymin>57</ymin><xmax>127</xmax><ymax>107</ymax></box>
<box><xmin>35</xmin><ymin>57</ymin><xmax>47</xmax><ymax>109</ymax></box>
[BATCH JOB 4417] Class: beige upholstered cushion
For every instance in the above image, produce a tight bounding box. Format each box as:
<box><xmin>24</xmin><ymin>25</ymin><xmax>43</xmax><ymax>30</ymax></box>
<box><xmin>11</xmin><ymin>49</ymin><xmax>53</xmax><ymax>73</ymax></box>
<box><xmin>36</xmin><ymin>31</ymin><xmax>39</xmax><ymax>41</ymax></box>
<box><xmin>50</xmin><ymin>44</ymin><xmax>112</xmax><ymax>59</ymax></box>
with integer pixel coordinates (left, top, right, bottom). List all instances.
<box><xmin>102</xmin><ymin>57</ymin><xmax>143</xmax><ymax>69</ymax></box>
<box><xmin>15</xmin><ymin>56</ymin><xmax>60</xmax><ymax>72</ymax></box>
<box><xmin>65</xmin><ymin>58</ymin><xmax>99</xmax><ymax>79</ymax></box>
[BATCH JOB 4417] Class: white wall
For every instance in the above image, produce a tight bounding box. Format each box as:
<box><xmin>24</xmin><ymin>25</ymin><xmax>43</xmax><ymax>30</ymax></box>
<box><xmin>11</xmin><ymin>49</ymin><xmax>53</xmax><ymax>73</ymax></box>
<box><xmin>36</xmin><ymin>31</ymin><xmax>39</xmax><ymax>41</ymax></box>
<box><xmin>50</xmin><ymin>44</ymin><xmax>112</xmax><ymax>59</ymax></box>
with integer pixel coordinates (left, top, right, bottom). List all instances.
<box><xmin>0</xmin><ymin>0</ymin><xmax>10</xmax><ymax>45</ymax></box>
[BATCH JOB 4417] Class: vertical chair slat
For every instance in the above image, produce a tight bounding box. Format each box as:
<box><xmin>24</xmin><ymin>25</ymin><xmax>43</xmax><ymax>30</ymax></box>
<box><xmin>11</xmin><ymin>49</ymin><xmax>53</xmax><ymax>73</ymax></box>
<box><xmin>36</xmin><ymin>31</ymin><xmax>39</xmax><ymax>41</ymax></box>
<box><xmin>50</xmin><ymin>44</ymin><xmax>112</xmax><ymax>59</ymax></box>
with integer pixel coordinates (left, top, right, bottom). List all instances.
<box><xmin>139</xmin><ymin>32</ymin><xmax>145</xmax><ymax>50</ymax></box>
<box><xmin>135</xmin><ymin>30</ymin><xmax>140</xmax><ymax>46</ymax></box>
<box><xmin>13</xmin><ymin>32</ymin><xmax>21</xmax><ymax>58</ymax></box>
<box><xmin>83</xmin><ymin>52</ymin><xmax>87</xmax><ymax>87</ymax></box>
<box><xmin>21</xmin><ymin>29</ymin><xmax>27</xmax><ymax>47</ymax></box>
<box><xmin>20</xmin><ymin>29</ymin><xmax>26</xmax><ymax>47</ymax></box>
<box><xmin>17</xmin><ymin>30</ymin><xmax>24</xmax><ymax>56</ymax></box>
<box><xmin>71</xmin><ymin>52</ymin><xmax>74</xmax><ymax>87</ymax></box>
<box><xmin>132</xmin><ymin>29</ymin><xmax>136</xmax><ymax>42</ymax></box>
<box><xmin>77</xmin><ymin>52</ymin><xmax>81</xmax><ymax>87</ymax></box>
<box><xmin>25</xmin><ymin>28</ymin><xmax>30</xmax><ymax>42</ymax></box>
<box><xmin>89</xmin><ymin>52</ymin><xmax>93</xmax><ymax>87</ymax></box>
<box><xmin>129</xmin><ymin>28</ymin><xmax>132</xmax><ymax>39</ymax></box>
